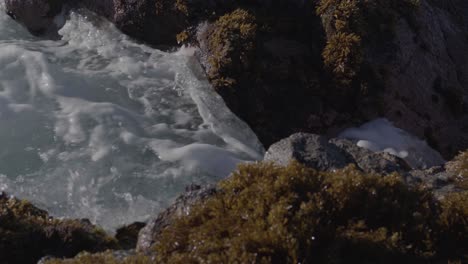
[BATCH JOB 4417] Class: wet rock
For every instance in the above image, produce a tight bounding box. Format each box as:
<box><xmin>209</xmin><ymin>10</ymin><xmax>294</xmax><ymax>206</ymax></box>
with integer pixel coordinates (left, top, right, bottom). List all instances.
<box><xmin>0</xmin><ymin>192</ymin><xmax>118</xmax><ymax>264</ymax></box>
<box><xmin>136</xmin><ymin>184</ymin><xmax>217</xmax><ymax>252</ymax></box>
<box><xmin>5</xmin><ymin>0</ymin><xmax>63</xmax><ymax>37</ymax></box>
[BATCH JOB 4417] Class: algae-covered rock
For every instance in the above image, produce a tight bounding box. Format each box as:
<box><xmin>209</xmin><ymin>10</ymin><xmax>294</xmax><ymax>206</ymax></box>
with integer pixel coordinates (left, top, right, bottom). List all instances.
<box><xmin>136</xmin><ymin>184</ymin><xmax>217</xmax><ymax>252</ymax></box>
<box><xmin>0</xmin><ymin>193</ymin><xmax>118</xmax><ymax>264</ymax></box>
<box><xmin>43</xmin><ymin>159</ymin><xmax>467</xmax><ymax>263</ymax></box>
<box><xmin>446</xmin><ymin>150</ymin><xmax>468</xmax><ymax>190</ymax></box>
<box><xmin>151</xmin><ymin>162</ymin><xmax>467</xmax><ymax>263</ymax></box>
<box><xmin>44</xmin><ymin>251</ymin><xmax>152</xmax><ymax>264</ymax></box>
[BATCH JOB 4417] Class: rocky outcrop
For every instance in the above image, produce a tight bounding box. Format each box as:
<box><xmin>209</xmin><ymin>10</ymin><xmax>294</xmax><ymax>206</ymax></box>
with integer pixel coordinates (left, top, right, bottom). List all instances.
<box><xmin>115</xmin><ymin>222</ymin><xmax>146</xmax><ymax>250</ymax></box>
<box><xmin>264</xmin><ymin>133</ymin><xmax>411</xmax><ymax>175</ymax></box>
<box><xmin>5</xmin><ymin>0</ymin><xmax>468</xmax><ymax>158</ymax></box>
<box><xmin>5</xmin><ymin>0</ymin><xmax>63</xmax><ymax>37</ymax></box>
<box><xmin>358</xmin><ymin>0</ymin><xmax>468</xmax><ymax>158</ymax></box>
<box><xmin>195</xmin><ymin>0</ymin><xmax>468</xmax><ymax>159</ymax></box>
<box><xmin>136</xmin><ymin>184</ymin><xmax>217</xmax><ymax>252</ymax></box>
<box><xmin>265</xmin><ymin>133</ymin><xmax>465</xmax><ymax>198</ymax></box>
<box><xmin>0</xmin><ymin>192</ymin><xmax>119</xmax><ymax>264</ymax></box>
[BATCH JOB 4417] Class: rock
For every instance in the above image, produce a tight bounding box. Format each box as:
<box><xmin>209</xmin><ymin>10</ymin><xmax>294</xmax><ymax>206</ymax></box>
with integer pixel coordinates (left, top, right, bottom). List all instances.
<box><xmin>266</xmin><ymin>133</ymin><xmax>464</xmax><ymax>198</ymax></box>
<box><xmin>329</xmin><ymin>138</ymin><xmax>412</xmax><ymax>174</ymax></box>
<box><xmin>4</xmin><ymin>1</ymin><xmax>468</xmax><ymax>159</ymax></box>
<box><xmin>115</xmin><ymin>222</ymin><xmax>146</xmax><ymax>250</ymax></box>
<box><xmin>360</xmin><ymin>0</ymin><xmax>468</xmax><ymax>159</ymax></box>
<box><xmin>264</xmin><ymin>133</ymin><xmax>352</xmax><ymax>172</ymax></box>
<box><xmin>195</xmin><ymin>5</ymin><xmax>326</xmax><ymax>147</ymax></box>
<box><xmin>0</xmin><ymin>192</ymin><xmax>118</xmax><ymax>264</ymax></box>
<box><xmin>4</xmin><ymin>0</ymin><xmax>63</xmax><ymax>37</ymax></box>
<box><xmin>136</xmin><ymin>184</ymin><xmax>217</xmax><ymax>252</ymax></box>
<box><xmin>264</xmin><ymin>133</ymin><xmax>410</xmax><ymax>175</ymax></box>
<box><xmin>80</xmin><ymin>0</ymin><xmax>188</xmax><ymax>46</ymax></box>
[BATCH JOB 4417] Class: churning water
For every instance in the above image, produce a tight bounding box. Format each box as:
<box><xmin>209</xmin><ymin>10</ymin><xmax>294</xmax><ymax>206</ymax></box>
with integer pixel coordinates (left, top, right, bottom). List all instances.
<box><xmin>0</xmin><ymin>3</ymin><xmax>264</xmax><ymax>230</ymax></box>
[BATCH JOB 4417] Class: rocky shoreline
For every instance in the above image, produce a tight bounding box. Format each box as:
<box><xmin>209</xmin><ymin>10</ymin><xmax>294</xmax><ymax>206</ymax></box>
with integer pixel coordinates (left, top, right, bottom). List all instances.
<box><xmin>1</xmin><ymin>0</ymin><xmax>468</xmax><ymax>263</ymax></box>
<box><xmin>2</xmin><ymin>133</ymin><xmax>467</xmax><ymax>263</ymax></box>
<box><xmin>5</xmin><ymin>0</ymin><xmax>468</xmax><ymax>158</ymax></box>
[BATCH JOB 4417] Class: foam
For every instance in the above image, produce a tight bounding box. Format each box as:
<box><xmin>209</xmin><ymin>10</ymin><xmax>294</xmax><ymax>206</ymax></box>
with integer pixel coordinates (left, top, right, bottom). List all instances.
<box><xmin>0</xmin><ymin>6</ymin><xmax>264</xmax><ymax>230</ymax></box>
<box><xmin>339</xmin><ymin>118</ymin><xmax>445</xmax><ymax>169</ymax></box>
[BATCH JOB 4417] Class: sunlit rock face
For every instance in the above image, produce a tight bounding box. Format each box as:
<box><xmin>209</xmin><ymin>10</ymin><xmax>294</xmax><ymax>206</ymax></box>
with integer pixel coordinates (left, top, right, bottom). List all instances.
<box><xmin>0</xmin><ymin>3</ymin><xmax>264</xmax><ymax>230</ymax></box>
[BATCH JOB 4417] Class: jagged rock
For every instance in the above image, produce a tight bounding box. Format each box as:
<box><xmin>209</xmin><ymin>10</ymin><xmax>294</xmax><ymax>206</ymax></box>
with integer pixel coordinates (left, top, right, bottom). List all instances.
<box><xmin>329</xmin><ymin>138</ymin><xmax>412</xmax><ymax>174</ymax></box>
<box><xmin>5</xmin><ymin>0</ymin><xmax>188</xmax><ymax>45</ymax></box>
<box><xmin>115</xmin><ymin>222</ymin><xmax>146</xmax><ymax>250</ymax></box>
<box><xmin>265</xmin><ymin>133</ymin><xmax>463</xmax><ymax>198</ymax></box>
<box><xmin>80</xmin><ymin>0</ymin><xmax>188</xmax><ymax>46</ymax></box>
<box><xmin>264</xmin><ymin>133</ymin><xmax>410</xmax><ymax>175</ymax></box>
<box><xmin>136</xmin><ymin>184</ymin><xmax>217</xmax><ymax>252</ymax></box>
<box><xmin>264</xmin><ymin>133</ymin><xmax>352</xmax><ymax>172</ymax></box>
<box><xmin>0</xmin><ymin>192</ymin><xmax>118</xmax><ymax>264</ymax></box>
<box><xmin>360</xmin><ymin>0</ymin><xmax>468</xmax><ymax>158</ymax></box>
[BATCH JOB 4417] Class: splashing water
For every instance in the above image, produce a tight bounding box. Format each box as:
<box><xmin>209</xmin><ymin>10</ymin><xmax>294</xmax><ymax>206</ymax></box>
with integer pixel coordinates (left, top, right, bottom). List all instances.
<box><xmin>0</xmin><ymin>4</ymin><xmax>264</xmax><ymax>230</ymax></box>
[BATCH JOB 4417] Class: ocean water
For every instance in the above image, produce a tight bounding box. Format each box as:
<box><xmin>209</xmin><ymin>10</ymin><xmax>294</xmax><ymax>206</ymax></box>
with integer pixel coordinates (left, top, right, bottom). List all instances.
<box><xmin>0</xmin><ymin>3</ymin><xmax>264</xmax><ymax>230</ymax></box>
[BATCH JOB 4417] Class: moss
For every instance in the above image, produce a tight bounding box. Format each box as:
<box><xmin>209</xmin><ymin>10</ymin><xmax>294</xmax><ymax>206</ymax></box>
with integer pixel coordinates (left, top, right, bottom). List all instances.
<box><xmin>152</xmin><ymin>162</ymin><xmax>466</xmax><ymax>263</ymax></box>
<box><xmin>206</xmin><ymin>9</ymin><xmax>257</xmax><ymax>90</ymax></box>
<box><xmin>437</xmin><ymin>192</ymin><xmax>468</xmax><ymax>260</ymax></box>
<box><xmin>317</xmin><ymin>0</ymin><xmax>420</xmax><ymax>86</ymax></box>
<box><xmin>0</xmin><ymin>193</ymin><xmax>118</xmax><ymax>264</ymax></box>
<box><xmin>45</xmin><ymin>251</ymin><xmax>151</xmax><ymax>264</ymax></box>
<box><xmin>446</xmin><ymin>151</ymin><xmax>468</xmax><ymax>190</ymax></box>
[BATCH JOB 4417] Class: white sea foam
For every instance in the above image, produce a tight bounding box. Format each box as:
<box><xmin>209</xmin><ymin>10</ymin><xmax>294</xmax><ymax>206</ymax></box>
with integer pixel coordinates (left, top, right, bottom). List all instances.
<box><xmin>339</xmin><ymin>118</ymin><xmax>445</xmax><ymax>169</ymax></box>
<box><xmin>0</xmin><ymin>6</ymin><xmax>264</xmax><ymax>230</ymax></box>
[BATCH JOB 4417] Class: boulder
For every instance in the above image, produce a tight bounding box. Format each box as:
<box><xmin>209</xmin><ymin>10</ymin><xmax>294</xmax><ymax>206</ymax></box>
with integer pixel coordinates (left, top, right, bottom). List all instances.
<box><xmin>264</xmin><ymin>133</ymin><xmax>352</xmax><ymax>172</ymax></box>
<box><xmin>264</xmin><ymin>133</ymin><xmax>410</xmax><ymax>175</ymax></box>
<box><xmin>136</xmin><ymin>184</ymin><xmax>217</xmax><ymax>252</ymax></box>
<box><xmin>0</xmin><ymin>192</ymin><xmax>118</xmax><ymax>264</ymax></box>
<box><xmin>4</xmin><ymin>0</ymin><xmax>64</xmax><ymax>36</ymax></box>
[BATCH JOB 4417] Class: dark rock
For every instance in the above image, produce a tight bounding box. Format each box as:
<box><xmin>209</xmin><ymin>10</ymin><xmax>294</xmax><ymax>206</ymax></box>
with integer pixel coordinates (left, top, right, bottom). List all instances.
<box><xmin>80</xmin><ymin>0</ymin><xmax>188</xmax><ymax>46</ymax></box>
<box><xmin>408</xmin><ymin>167</ymin><xmax>461</xmax><ymax>199</ymax></box>
<box><xmin>115</xmin><ymin>222</ymin><xmax>146</xmax><ymax>250</ymax></box>
<box><xmin>5</xmin><ymin>0</ymin><xmax>63</xmax><ymax>37</ymax></box>
<box><xmin>136</xmin><ymin>184</ymin><xmax>217</xmax><ymax>252</ymax></box>
<box><xmin>0</xmin><ymin>192</ymin><xmax>118</xmax><ymax>264</ymax></box>
<box><xmin>195</xmin><ymin>5</ymin><xmax>326</xmax><ymax>147</ymax></box>
<box><xmin>359</xmin><ymin>0</ymin><xmax>468</xmax><ymax>159</ymax></box>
